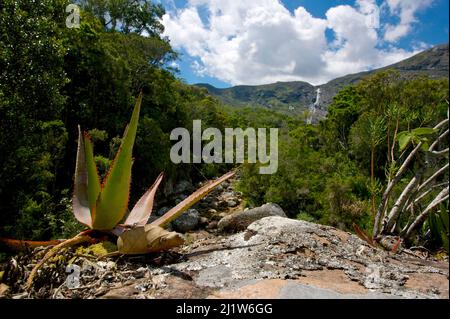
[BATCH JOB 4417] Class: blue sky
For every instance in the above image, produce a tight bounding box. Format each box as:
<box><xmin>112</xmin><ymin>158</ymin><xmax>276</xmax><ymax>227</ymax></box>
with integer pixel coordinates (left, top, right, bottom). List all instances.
<box><xmin>160</xmin><ymin>0</ymin><xmax>449</xmax><ymax>88</ymax></box>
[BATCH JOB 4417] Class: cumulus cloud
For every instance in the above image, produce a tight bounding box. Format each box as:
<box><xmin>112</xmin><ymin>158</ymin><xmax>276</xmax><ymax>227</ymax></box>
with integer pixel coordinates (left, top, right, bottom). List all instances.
<box><xmin>161</xmin><ymin>0</ymin><xmax>429</xmax><ymax>86</ymax></box>
<box><xmin>384</xmin><ymin>0</ymin><xmax>433</xmax><ymax>42</ymax></box>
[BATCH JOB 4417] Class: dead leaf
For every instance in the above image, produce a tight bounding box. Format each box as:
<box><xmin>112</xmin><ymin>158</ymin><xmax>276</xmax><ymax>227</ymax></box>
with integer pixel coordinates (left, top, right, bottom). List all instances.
<box><xmin>0</xmin><ymin>283</ymin><xmax>10</xmax><ymax>297</ymax></box>
<box><xmin>117</xmin><ymin>225</ymin><xmax>185</xmax><ymax>255</ymax></box>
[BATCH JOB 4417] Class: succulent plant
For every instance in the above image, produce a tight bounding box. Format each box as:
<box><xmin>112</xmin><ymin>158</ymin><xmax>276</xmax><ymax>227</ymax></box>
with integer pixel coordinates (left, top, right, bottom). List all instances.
<box><xmin>72</xmin><ymin>92</ymin><xmax>234</xmax><ymax>252</ymax></box>
<box><xmin>25</xmin><ymin>93</ymin><xmax>234</xmax><ymax>289</ymax></box>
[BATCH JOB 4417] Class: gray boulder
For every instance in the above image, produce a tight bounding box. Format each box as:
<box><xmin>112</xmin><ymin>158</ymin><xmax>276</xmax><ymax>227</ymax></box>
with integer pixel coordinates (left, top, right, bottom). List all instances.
<box><xmin>172</xmin><ymin>209</ymin><xmax>200</xmax><ymax>233</ymax></box>
<box><xmin>218</xmin><ymin>203</ymin><xmax>286</xmax><ymax>232</ymax></box>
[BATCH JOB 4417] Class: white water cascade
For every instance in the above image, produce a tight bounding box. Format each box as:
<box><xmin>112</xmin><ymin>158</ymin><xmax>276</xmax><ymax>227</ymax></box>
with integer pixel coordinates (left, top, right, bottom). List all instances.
<box><xmin>307</xmin><ymin>88</ymin><xmax>321</xmax><ymax>125</ymax></box>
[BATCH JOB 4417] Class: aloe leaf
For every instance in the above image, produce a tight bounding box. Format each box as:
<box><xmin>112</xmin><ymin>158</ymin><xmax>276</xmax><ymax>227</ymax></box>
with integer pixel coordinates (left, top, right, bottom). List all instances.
<box><xmin>72</xmin><ymin>125</ymin><xmax>93</xmax><ymax>228</ymax></box>
<box><xmin>92</xmin><ymin>93</ymin><xmax>143</xmax><ymax>230</ymax></box>
<box><xmin>151</xmin><ymin>170</ymin><xmax>236</xmax><ymax>228</ymax></box>
<box><xmin>353</xmin><ymin>223</ymin><xmax>375</xmax><ymax>247</ymax></box>
<box><xmin>124</xmin><ymin>172</ymin><xmax>164</xmax><ymax>227</ymax></box>
<box><xmin>83</xmin><ymin>132</ymin><xmax>101</xmax><ymax>220</ymax></box>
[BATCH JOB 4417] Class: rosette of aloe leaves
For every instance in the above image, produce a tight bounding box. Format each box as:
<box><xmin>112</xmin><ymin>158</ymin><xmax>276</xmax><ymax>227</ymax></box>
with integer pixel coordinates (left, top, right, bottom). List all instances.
<box><xmin>25</xmin><ymin>93</ymin><xmax>235</xmax><ymax>289</ymax></box>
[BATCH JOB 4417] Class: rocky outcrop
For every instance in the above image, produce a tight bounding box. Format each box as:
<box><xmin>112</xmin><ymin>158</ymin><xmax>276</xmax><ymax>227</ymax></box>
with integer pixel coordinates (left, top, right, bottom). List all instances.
<box><xmin>3</xmin><ymin>216</ymin><xmax>447</xmax><ymax>299</ymax></box>
<box><xmin>167</xmin><ymin>216</ymin><xmax>448</xmax><ymax>299</ymax></box>
<box><xmin>218</xmin><ymin>203</ymin><xmax>286</xmax><ymax>232</ymax></box>
<box><xmin>1</xmin><ymin>176</ymin><xmax>448</xmax><ymax>299</ymax></box>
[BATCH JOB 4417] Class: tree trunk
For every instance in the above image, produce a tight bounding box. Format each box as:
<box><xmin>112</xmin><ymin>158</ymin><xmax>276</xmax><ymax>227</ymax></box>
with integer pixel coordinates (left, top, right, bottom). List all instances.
<box><xmin>383</xmin><ymin>169</ymin><xmax>423</xmax><ymax>233</ymax></box>
<box><xmin>371</xmin><ymin>145</ymin><xmax>376</xmax><ymax>216</ymax></box>
<box><xmin>373</xmin><ymin>142</ymin><xmax>423</xmax><ymax>238</ymax></box>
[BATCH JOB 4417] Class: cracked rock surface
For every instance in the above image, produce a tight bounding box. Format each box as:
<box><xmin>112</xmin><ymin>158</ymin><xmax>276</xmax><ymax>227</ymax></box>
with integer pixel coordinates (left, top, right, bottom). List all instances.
<box><xmin>170</xmin><ymin>216</ymin><xmax>448</xmax><ymax>299</ymax></box>
<box><xmin>2</xmin><ymin>216</ymin><xmax>448</xmax><ymax>299</ymax></box>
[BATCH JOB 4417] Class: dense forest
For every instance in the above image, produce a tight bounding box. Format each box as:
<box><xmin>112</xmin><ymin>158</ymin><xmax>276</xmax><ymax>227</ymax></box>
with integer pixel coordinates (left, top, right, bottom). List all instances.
<box><xmin>0</xmin><ymin>0</ymin><xmax>448</xmax><ymax>257</ymax></box>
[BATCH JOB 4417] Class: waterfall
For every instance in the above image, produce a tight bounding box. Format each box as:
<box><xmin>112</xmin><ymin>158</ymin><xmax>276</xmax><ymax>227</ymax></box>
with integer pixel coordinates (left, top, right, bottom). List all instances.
<box><xmin>307</xmin><ymin>88</ymin><xmax>321</xmax><ymax>124</ymax></box>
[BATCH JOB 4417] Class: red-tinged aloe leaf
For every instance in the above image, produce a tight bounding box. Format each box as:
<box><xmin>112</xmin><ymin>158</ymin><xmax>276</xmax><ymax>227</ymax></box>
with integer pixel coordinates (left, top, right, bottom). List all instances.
<box><xmin>353</xmin><ymin>223</ymin><xmax>375</xmax><ymax>247</ymax></box>
<box><xmin>0</xmin><ymin>237</ymin><xmax>63</xmax><ymax>253</ymax></box>
<box><xmin>83</xmin><ymin>131</ymin><xmax>101</xmax><ymax>223</ymax></box>
<box><xmin>390</xmin><ymin>238</ymin><xmax>402</xmax><ymax>254</ymax></box>
<box><xmin>92</xmin><ymin>93</ymin><xmax>143</xmax><ymax>230</ymax></box>
<box><xmin>72</xmin><ymin>125</ymin><xmax>93</xmax><ymax>228</ymax></box>
<box><xmin>124</xmin><ymin>172</ymin><xmax>164</xmax><ymax>227</ymax></box>
<box><xmin>151</xmin><ymin>170</ymin><xmax>236</xmax><ymax>228</ymax></box>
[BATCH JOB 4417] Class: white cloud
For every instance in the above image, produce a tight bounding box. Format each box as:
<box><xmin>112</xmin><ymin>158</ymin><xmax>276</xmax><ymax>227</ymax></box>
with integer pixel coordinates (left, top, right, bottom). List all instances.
<box><xmin>384</xmin><ymin>0</ymin><xmax>433</xmax><ymax>42</ymax></box>
<box><xmin>162</xmin><ymin>0</ymin><xmax>427</xmax><ymax>86</ymax></box>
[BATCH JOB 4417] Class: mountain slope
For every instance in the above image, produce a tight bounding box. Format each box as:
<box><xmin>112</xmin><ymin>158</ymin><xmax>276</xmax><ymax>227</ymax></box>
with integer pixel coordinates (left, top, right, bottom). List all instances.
<box><xmin>319</xmin><ymin>43</ymin><xmax>449</xmax><ymax>108</ymax></box>
<box><xmin>196</xmin><ymin>81</ymin><xmax>317</xmax><ymax>115</ymax></box>
<box><xmin>196</xmin><ymin>43</ymin><xmax>449</xmax><ymax>116</ymax></box>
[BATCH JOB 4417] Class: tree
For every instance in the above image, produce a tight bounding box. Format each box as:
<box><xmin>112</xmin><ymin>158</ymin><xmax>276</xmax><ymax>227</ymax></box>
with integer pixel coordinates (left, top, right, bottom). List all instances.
<box><xmin>0</xmin><ymin>0</ymin><xmax>70</xmax><ymax>239</ymax></box>
<box><xmin>79</xmin><ymin>0</ymin><xmax>165</xmax><ymax>36</ymax></box>
<box><xmin>373</xmin><ymin>114</ymin><xmax>449</xmax><ymax>243</ymax></box>
<box><xmin>320</xmin><ymin>86</ymin><xmax>362</xmax><ymax>152</ymax></box>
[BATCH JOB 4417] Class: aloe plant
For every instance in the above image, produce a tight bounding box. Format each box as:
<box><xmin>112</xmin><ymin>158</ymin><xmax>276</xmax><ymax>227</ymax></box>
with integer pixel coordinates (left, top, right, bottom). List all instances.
<box><xmin>26</xmin><ymin>93</ymin><xmax>235</xmax><ymax>289</ymax></box>
<box><xmin>73</xmin><ymin>91</ymin><xmax>235</xmax><ymax>235</ymax></box>
<box><xmin>73</xmin><ymin>93</ymin><xmax>157</xmax><ymax>231</ymax></box>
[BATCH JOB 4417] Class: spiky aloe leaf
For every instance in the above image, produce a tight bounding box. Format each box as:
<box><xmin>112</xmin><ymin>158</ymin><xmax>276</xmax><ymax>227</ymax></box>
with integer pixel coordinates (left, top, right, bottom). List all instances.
<box><xmin>123</xmin><ymin>173</ymin><xmax>164</xmax><ymax>227</ymax></box>
<box><xmin>92</xmin><ymin>93</ymin><xmax>143</xmax><ymax>230</ymax></box>
<box><xmin>353</xmin><ymin>223</ymin><xmax>375</xmax><ymax>247</ymax></box>
<box><xmin>72</xmin><ymin>125</ymin><xmax>93</xmax><ymax>227</ymax></box>
<box><xmin>151</xmin><ymin>170</ymin><xmax>236</xmax><ymax>228</ymax></box>
<box><xmin>83</xmin><ymin>131</ymin><xmax>101</xmax><ymax>221</ymax></box>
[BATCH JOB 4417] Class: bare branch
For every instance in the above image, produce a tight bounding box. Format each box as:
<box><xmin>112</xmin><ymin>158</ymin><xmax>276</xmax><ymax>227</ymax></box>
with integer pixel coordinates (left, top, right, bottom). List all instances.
<box><xmin>431</xmin><ymin>148</ymin><xmax>449</xmax><ymax>156</ymax></box>
<box><xmin>417</xmin><ymin>163</ymin><xmax>449</xmax><ymax>193</ymax></box>
<box><xmin>402</xmin><ymin>182</ymin><xmax>448</xmax><ymax>234</ymax></box>
<box><xmin>433</xmin><ymin>119</ymin><xmax>449</xmax><ymax>132</ymax></box>
<box><xmin>373</xmin><ymin>141</ymin><xmax>423</xmax><ymax>238</ymax></box>
<box><xmin>405</xmin><ymin>187</ymin><xmax>449</xmax><ymax>239</ymax></box>
<box><xmin>373</xmin><ymin>118</ymin><xmax>449</xmax><ymax>238</ymax></box>
<box><xmin>383</xmin><ymin>171</ymin><xmax>422</xmax><ymax>233</ymax></box>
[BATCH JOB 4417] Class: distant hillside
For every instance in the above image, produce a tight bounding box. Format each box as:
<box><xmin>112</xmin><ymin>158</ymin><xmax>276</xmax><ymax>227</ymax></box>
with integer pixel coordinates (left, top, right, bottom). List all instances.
<box><xmin>196</xmin><ymin>81</ymin><xmax>316</xmax><ymax>115</ymax></box>
<box><xmin>196</xmin><ymin>43</ymin><xmax>449</xmax><ymax>117</ymax></box>
<box><xmin>319</xmin><ymin>43</ymin><xmax>449</xmax><ymax>108</ymax></box>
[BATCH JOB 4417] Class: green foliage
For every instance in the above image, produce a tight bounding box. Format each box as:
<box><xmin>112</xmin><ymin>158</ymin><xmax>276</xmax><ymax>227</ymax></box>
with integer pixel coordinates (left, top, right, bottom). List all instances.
<box><xmin>198</xmin><ymin>82</ymin><xmax>317</xmax><ymax>116</ymax></box>
<box><xmin>320</xmin><ymin>86</ymin><xmax>362</xmax><ymax>151</ymax></box>
<box><xmin>238</xmin><ymin>122</ymin><xmax>372</xmax><ymax>232</ymax></box>
<box><xmin>0</xmin><ymin>0</ymin><xmax>448</xmax><ymax>257</ymax></box>
<box><xmin>0</xmin><ymin>0</ymin><xmax>228</xmax><ymax>239</ymax></box>
<box><xmin>397</xmin><ymin>127</ymin><xmax>436</xmax><ymax>152</ymax></box>
<box><xmin>80</xmin><ymin>0</ymin><xmax>166</xmax><ymax>36</ymax></box>
<box><xmin>426</xmin><ymin>203</ymin><xmax>449</xmax><ymax>252</ymax></box>
<box><xmin>0</xmin><ymin>0</ymin><xmax>70</xmax><ymax>239</ymax></box>
<box><xmin>238</xmin><ymin>70</ymin><xmax>448</xmax><ymax>238</ymax></box>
